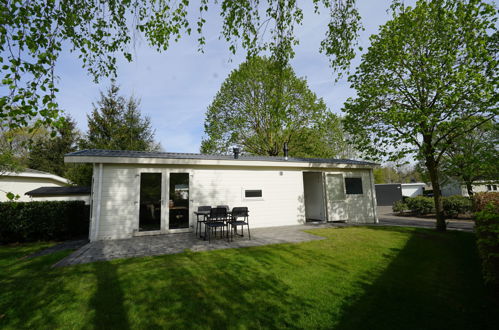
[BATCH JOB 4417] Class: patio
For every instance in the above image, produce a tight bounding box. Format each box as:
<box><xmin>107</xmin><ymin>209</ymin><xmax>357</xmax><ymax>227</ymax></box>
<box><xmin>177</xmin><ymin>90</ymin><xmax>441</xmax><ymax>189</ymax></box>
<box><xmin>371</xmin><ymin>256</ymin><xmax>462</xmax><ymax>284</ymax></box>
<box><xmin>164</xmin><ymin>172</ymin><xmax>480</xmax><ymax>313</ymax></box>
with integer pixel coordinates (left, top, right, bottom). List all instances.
<box><xmin>54</xmin><ymin>223</ymin><xmax>341</xmax><ymax>267</ymax></box>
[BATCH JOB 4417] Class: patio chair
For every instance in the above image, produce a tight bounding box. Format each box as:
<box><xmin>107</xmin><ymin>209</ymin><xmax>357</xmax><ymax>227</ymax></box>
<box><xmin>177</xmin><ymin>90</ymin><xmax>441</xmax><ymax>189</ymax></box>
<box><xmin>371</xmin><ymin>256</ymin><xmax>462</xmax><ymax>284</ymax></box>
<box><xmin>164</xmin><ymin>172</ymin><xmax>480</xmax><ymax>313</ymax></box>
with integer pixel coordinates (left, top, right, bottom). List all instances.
<box><xmin>195</xmin><ymin>205</ymin><xmax>211</xmax><ymax>237</ymax></box>
<box><xmin>228</xmin><ymin>207</ymin><xmax>250</xmax><ymax>241</ymax></box>
<box><xmin>216</xmin><ymin>205</ymin><xmax>230</xmax><ymax>212</ymax></box>
<box><xmin>205</xmin><ymin>207</ymin><xmax>229</xmax><ymax>243</ymax></box>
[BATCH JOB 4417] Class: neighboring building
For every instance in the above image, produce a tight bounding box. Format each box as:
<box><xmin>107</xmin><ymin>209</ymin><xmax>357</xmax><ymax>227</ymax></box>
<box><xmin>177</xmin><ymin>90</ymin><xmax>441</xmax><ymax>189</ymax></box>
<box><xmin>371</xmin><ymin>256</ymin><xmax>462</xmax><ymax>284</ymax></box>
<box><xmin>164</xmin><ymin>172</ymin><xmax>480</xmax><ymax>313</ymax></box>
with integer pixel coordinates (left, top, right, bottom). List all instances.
<box><xmin>441</xmin><ymin>179</ymin><xmax>498</xmax><ymax>197</ymax></box>
<box><xmin>65</xmin><ymin>149</ymin><xmax>379</xmax><ymax>242</ymax></box>
<box><xmin>375</xmin><ymin>182</ymin><xmax>426</xmax><ymax>206</ymax></box>
<box><xmin>401</xmin><ymin>183</ymin><xmax>426</xmax><ymax>198</ymax></box>
<box><xmin>0</xmin><ymin>169</ymin><xmax>69</xmax><ymax>202</ymax></box>
<box><xmin>25</xmin><ymin>186</ymin><xmax>91</xmax><ymax>204</ymax></box>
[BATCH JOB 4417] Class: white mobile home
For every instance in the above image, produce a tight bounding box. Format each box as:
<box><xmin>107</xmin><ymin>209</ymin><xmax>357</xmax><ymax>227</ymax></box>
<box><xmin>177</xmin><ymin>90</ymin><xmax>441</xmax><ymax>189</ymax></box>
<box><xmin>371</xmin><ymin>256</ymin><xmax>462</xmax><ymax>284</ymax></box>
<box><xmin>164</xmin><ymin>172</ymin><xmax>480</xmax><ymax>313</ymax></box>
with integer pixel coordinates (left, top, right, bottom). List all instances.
<box><xmin>65</xmin><ymin>150</ymin><xmax>378</xmax><ymax>241</ymax></box>
<box><xmin>0</xmin><ymin>169</ymin><xmax>70</xmax><ymax>202</ymax></box>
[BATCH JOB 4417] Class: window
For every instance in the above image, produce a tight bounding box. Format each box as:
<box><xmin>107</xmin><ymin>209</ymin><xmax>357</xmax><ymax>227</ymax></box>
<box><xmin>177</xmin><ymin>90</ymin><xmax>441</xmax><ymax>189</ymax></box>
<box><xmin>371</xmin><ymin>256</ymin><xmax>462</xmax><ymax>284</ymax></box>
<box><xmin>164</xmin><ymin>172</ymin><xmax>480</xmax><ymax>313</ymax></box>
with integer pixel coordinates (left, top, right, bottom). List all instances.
<box><xmin>487</xmin><ymin>185</ymin><xmax>492</xmax><ymax>191</ymax></box>
<box><xmin>245</xmin><ymin>189</ymin><xmax>263</xmax><ymax>198</ymax></box>
<box><xmin>493</xmin><ymin>185</ymin><xmax>498</xmax><ymax>191</ymax></box>
<box><xmin>345</xmin><ymin>177</ymin><xmax>363</xmax><ymax>195</ymax></box>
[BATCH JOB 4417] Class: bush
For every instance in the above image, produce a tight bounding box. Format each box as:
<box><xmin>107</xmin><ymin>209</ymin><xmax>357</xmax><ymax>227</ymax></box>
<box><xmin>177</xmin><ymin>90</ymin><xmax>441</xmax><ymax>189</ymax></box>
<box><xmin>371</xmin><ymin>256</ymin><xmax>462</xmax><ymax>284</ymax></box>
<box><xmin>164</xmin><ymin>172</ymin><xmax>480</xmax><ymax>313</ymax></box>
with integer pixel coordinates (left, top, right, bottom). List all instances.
<box><xmin>405</xmin><ymin>196</ymin><xmax>435</xmax><ymax>215</ymax></box>
<box><xmin>474</xmin><ymin>203</ymin><xmax>499</xmax><ymax>291</ymax></box>
<box><xmin>473</xmin><ymin>192</ymin><xmax>499</xmax><ymax>212</ymax></box>
<box><xmin>392</xmin><ymin>200</ymin><xmax>408</xmax><ymax>214</ymax></box>
<box><xmin>0</xmin><ymin>201</ymin><xmax>89</xmax><ymax>244</ymax></box>
<box><xmin>443</xmin><ymin>195</ymin><xmax>472</xmax><ymax>218</ymax></box>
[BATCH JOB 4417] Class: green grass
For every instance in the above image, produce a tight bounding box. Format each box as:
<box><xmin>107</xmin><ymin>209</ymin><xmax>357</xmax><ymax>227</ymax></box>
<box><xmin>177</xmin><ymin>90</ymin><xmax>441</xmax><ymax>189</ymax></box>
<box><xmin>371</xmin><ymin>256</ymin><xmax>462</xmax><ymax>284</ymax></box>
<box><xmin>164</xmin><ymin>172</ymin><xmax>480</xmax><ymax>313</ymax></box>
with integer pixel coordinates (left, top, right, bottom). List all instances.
<box><xmin>0</xmin><ymin>227</ymin><xmax>497</xmax><ymax>329</ymax></box>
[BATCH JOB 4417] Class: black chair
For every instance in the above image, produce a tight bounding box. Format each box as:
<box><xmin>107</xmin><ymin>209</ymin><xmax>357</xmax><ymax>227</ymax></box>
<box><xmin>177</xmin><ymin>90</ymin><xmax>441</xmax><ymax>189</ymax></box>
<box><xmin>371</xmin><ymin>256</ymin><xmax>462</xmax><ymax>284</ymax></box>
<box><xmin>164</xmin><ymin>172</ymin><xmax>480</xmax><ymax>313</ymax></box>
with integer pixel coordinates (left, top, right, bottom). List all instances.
<box><xmin>205</xmin><ymin>207</ymin><xmax>228</xmax><ymax>243</ymax></box>
<box><xmin>195</xmin><ymin>206</ymin><xmax>211</xmax><ymax>238</ymax></box>
<box><xmin>228</xmin><ymin>207</ymin><xmax>250</xmax><ymax>241</ymax></box>
<box><xmin>216</xmin><ymin>205</ymin><xmax>230</xmax><ymax>212</ymax></box>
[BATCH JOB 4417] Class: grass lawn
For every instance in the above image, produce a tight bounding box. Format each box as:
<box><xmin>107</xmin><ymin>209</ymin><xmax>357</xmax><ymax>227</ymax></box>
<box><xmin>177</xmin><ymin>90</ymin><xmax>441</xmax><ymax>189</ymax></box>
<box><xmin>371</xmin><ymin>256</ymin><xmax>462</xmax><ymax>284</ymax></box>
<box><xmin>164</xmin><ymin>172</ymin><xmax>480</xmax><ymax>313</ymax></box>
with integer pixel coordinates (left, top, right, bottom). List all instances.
<box><xmin>0</xmin><ymin>226</ymin><xmax>497</xmax><ymax>329</ymax></box>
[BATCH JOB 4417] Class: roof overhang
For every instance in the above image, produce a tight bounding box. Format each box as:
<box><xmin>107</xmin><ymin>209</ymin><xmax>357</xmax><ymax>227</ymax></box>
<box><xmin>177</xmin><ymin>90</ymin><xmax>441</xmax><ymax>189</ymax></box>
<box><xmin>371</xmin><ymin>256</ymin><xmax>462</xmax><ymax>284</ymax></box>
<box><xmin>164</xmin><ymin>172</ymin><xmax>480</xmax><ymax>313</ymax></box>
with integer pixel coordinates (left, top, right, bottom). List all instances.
<box><xmin>64</xmin><ymin>155</ymin><xmax>377</xmax><ymax>170</ymax></box>
<box><xmin>2</xmin><ymin>171</ymin><xmax>70</xmax><ymax>185</ymax></box>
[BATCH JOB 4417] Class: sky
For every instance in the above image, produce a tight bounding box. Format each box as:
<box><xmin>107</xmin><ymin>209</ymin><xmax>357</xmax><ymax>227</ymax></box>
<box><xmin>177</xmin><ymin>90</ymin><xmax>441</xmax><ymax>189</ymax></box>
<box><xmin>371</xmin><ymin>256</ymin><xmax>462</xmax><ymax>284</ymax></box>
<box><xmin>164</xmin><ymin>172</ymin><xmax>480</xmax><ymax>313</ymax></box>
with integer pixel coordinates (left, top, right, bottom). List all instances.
<box><xmin>55</xmin><ymin>1</ymin><xmax>414</xmax><ymax>153</ymax></box>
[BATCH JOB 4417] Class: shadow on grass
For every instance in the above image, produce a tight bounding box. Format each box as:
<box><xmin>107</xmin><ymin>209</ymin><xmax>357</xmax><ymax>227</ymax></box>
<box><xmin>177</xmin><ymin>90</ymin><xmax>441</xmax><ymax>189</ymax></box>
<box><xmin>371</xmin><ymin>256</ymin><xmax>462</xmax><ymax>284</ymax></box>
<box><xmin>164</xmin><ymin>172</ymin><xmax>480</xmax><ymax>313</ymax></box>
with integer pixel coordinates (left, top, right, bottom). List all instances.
<box><xmin>333</xmin><ymin>227</ymin><xmax>499</xmax><ymax>330</ymax></box>
<box><xmin>90</xmin><ymin>262</ymin><xmax>130</xmax><ymax>329</ymax></box>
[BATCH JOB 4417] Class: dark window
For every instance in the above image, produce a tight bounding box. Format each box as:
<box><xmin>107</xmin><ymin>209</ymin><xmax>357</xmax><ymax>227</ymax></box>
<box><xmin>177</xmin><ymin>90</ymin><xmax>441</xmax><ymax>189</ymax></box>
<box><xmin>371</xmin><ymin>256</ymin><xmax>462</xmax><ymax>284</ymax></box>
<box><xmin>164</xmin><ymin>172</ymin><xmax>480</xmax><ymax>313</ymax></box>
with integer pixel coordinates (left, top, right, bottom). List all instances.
<box><xmin>493</xmin><ymin>185</ymin><xmax>498</xmax><ymax>191</ymax></box>
<box><xmin>245</xmin><ymin>190</ymin><xmax>263</xmax><ymax>198</ymax></box>
<box><xmin>487</xmin><ymin>185</ymin><xmax>492</xmax><ymax>191</ymax></box>
<box><xmin>345</xmin><ymin>177</ymin><xmax>363</xmax><ymax>194</ymax></box>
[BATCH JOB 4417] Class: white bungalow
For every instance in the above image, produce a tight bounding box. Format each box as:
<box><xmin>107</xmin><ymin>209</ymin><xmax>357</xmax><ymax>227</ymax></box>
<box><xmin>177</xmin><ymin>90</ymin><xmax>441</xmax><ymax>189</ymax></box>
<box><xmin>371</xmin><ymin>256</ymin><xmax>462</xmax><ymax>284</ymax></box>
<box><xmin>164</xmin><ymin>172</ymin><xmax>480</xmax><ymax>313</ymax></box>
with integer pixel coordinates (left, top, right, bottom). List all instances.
<box><xmin>0</xmin><ymin>169</ymin><xmax>70</xmax><ymax>202</ymax></box>
<box><xmin>65</xmin><ymin>149</ymin><xmax>379</xmax><ymax>242</ymax></box>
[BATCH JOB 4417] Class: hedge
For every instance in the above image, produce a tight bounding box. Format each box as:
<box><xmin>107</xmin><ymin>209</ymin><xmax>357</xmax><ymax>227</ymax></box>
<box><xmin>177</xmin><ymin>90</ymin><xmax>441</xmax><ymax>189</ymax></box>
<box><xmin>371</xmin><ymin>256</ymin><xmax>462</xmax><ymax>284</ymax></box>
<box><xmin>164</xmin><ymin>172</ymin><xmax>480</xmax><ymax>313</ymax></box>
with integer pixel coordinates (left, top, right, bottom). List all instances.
<box><xmin>0</xmin><ymin>201</ymin><xmax>89</xmax><ymax>244</ymax></box>
<box><xmin>442</xmin><ymin>195</ymin><xmax>472</xmax><ymax>218</ymax></box>
<box><xmin>396</xmin><ymin>195</ymin><xmax>472</xmax><ymax>217</ymax></box>
<box><xmin>473</xmin><ymin>192</ymin><xmax>499</xmax><ymax>212</ymax></box>
<box><xmin>474</xmin><ymin>203</ymin><xmax>499</xmax><ymax>292</ymax></box>
<box><xmin>405</xmin><ymin>196</ymin><xmax>435</xmax><ymax>215</ymax></box>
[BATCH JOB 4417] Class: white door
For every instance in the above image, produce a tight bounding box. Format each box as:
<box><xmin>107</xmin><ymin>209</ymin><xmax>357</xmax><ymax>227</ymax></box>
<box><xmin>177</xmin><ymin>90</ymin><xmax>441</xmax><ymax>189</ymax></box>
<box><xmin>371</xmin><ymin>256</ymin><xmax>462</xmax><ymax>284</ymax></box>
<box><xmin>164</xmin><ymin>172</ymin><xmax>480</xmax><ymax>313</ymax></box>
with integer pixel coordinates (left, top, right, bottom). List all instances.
<box><xmin>325</xmin><ymin>174</ymin><xmax>347</xmax><ymax>221</ymax></box>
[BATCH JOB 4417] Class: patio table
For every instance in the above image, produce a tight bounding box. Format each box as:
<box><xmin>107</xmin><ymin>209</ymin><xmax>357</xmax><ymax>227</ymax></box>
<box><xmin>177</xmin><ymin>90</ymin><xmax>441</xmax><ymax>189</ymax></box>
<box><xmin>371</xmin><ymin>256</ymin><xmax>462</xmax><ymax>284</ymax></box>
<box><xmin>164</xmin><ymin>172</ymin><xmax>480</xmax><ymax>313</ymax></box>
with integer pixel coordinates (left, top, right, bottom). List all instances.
<box><xmin>194</xmin><ymin>209</ymin><xmax>232</xmax><ymax>240</ymax></box>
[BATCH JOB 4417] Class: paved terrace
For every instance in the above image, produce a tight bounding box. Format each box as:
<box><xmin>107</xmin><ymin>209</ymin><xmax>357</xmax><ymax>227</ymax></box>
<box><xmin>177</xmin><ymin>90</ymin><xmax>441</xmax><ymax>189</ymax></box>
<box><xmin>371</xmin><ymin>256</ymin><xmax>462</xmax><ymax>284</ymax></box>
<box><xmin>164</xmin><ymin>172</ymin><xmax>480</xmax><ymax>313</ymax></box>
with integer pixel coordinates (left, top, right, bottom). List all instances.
<box><xmin>54</xmin><ymin>224</ymin><xmax>340</xmax><ymax>267</ymax></box>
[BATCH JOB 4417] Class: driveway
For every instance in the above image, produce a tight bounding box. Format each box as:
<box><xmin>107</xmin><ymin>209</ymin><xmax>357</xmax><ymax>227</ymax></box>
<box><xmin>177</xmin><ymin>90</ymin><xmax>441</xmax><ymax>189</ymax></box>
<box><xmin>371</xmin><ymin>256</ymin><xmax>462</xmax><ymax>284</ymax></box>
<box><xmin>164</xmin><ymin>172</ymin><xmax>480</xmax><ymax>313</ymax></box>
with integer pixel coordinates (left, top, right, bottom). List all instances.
<box><xmin>376</xmin><ymin>206</ymin><xmax>474</xmax><ymax>232</ymax></box>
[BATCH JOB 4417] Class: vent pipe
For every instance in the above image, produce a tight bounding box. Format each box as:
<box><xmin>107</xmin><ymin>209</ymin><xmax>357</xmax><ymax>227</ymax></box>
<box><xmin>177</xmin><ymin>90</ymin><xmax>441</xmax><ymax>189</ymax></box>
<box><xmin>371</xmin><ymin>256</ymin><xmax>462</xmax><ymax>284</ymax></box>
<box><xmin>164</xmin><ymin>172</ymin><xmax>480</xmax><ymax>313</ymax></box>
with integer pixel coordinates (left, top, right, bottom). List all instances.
<box><xmin>283</xmin><ymin>142</ymin><xmax>289</xmax><ymax>160</ymax></box>
<box><xmin>233</xmin><ymin>147</ymin><xmax>240</xmax><ymax>159</ymax></box>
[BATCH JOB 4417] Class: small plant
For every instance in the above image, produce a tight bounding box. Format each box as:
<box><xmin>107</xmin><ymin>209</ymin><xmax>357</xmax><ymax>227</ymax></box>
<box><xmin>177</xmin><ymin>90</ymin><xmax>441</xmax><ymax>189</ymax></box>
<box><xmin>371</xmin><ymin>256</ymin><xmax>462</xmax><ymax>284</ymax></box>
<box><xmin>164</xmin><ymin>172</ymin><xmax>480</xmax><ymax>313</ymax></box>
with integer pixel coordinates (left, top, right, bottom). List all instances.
<box><xmin>443</xmin><ymin>195</ymin><xmax>472</xmax><ymax>218</ymax></box>
<box><xmin>405</xmin><ymin>196</ymin><xmax>435</xmax><ymax>215</ymax></box>
<box><xmin>392</xmin><ymin>200</ymin><xmax>408</xmax><ymax>214</ymax></box>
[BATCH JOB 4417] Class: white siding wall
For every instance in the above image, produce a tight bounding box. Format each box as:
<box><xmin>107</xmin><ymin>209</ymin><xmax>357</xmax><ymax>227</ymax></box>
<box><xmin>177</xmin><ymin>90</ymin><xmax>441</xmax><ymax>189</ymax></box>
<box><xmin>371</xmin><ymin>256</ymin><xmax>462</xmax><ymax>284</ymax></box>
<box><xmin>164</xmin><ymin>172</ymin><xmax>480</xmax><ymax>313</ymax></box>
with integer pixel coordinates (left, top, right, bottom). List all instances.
<box><xmin>91</xmin><ymin>164</ymin><xmax>377</xmax><ymax>241</ymax></box>
<box><xmin>325</xmin><ymin>170</ymin><xmax>377</xmax><ymax>223</ymax></box>
<box><xmin>0</xmin><ymin>176</ymin><xmax>65</xmax><ymax>202</ymax></box>
<box><xmin>401</xmin><ymin>184</ymin><xmax>425</xmax><ymax>197</ymax></box>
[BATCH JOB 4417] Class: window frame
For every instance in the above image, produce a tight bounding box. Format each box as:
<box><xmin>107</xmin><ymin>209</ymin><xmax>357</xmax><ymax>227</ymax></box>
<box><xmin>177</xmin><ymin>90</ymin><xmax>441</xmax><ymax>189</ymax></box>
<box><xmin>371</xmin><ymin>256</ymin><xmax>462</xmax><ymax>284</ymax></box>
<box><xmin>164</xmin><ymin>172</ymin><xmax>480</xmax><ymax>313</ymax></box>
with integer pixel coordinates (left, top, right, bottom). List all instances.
<box><xmin>242</xmin><ymin>188</ymin><xmax>264</xmax><ymax>201</ymax></box>
<box><xmin>344</xmin><ymin>177</ymin><xmax>364</xmax><ymax>195</ymax></box>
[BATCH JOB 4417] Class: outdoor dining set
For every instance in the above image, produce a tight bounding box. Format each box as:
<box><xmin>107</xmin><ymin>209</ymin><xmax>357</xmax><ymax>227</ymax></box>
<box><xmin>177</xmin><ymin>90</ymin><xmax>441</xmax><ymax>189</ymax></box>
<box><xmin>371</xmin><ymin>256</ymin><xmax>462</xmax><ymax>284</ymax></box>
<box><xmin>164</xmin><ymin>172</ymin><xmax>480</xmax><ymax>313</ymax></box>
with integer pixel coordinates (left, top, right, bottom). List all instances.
<box><xmin>194</xmin><ymin>205</ymin><xmax>251</xmax><ymax>243</ymax></box>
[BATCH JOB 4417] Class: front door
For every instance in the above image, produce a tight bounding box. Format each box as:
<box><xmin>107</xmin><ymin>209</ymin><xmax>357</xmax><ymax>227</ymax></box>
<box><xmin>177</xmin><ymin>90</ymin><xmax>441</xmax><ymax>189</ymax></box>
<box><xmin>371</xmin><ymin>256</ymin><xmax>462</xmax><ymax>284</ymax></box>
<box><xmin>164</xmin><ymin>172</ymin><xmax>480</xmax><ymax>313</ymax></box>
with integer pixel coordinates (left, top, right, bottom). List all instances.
<box><xmin>168</xmin><ymin>172</ymin><xmax>190</xmax><ymax>230</ymax></box>
<box><xmin>139</xmin><ymin>172</ymin><xmax>162</xmax><ymax>231</ymax></box>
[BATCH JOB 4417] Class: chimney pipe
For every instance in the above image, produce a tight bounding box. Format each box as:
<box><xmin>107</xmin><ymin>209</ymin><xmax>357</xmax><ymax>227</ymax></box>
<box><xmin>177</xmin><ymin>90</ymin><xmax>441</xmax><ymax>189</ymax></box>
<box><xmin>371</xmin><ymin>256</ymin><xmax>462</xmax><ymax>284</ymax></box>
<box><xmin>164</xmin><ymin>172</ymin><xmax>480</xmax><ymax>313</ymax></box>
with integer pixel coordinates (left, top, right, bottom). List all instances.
<box><xmin>283</xmin><ymin>142</ymin><xmax>289</xmax><ymax>160</ymax></box>
<box><xmin>233</xmin><ymin>147</ymin><xmax>240</xmax><ymax>159</ymax></box>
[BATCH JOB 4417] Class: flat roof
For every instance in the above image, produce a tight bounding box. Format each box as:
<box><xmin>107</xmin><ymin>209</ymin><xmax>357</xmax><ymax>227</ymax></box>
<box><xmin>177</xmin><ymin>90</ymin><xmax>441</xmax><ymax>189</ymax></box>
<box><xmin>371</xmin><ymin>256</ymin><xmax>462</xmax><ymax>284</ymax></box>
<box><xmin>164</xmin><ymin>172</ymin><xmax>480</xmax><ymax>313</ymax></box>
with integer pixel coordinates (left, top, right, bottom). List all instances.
<box><xmin>65</xmin><ymin>149</ymin><xmax>377</xmax><ymax>168</ymax></box>
<box><xmin>25</xmin><ymin>186</ymin><xmax>91</xmax><ymax>196</ymax></box>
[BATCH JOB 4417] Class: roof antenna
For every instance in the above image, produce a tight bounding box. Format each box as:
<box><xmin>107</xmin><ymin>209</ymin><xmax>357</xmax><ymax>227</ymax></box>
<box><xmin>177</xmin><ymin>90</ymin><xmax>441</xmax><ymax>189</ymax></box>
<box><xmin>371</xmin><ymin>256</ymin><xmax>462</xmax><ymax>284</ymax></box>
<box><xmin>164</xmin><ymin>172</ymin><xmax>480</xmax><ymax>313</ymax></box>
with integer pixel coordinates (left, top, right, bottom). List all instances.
<box><xmin>283</xmin><ymin>142</ymin><xmax>289</xmax><ymax>160</ymax></box>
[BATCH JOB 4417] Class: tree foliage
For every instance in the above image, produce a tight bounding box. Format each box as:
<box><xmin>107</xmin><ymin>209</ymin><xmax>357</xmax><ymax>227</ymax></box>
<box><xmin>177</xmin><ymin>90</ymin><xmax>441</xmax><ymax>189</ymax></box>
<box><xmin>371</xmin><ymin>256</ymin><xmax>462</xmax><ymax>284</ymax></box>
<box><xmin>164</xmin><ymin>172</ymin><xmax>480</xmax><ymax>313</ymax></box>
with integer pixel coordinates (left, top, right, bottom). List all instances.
<box><xmin>201</xmin><ymin>56</ymin><xmax>348</xmax><ymax>157</ymax></box>
<box><xmin>82</xmin><ymin>82</ymin><xmax>160</xmax><ymax>152</ymax></box>
<box><xmin>1</xmin><ymin>0</ymin><xmax>362</xmax><ymax>134</ymax></box>
<box><xmin>27</xmin><ymin>115</ymin><xmax>80</xmax><ymax>178</ymax></box>
<box><xmin>440</xmin><ymin>119</ymin><xmax>499</xmax><ymax>195</ymax></box>
<box><xmin>343</xmin><ymin>0</ymin><xmax>498</xmax><ymax>231</ymax></box>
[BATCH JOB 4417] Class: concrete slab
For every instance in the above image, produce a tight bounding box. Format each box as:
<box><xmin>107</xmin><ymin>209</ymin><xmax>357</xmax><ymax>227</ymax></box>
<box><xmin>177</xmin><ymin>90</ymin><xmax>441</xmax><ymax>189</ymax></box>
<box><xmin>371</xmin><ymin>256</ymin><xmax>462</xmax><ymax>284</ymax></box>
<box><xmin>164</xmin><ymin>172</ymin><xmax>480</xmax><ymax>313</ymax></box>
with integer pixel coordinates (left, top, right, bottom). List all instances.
<box><xmin>53</xmin><ymin>224</ymin><xmax>337</xmax><ymax>267</ymax></box>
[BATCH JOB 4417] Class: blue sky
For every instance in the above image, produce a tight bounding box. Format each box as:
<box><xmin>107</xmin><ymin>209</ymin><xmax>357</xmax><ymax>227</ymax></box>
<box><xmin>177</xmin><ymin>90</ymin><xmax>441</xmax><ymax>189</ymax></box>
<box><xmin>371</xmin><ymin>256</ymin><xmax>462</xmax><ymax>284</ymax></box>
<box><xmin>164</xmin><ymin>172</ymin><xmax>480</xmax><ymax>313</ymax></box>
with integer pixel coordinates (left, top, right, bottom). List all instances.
<box><xmin>56</xmin><ymin>1</ymin><xmax>411</xmax><ymax>153</ymax></box>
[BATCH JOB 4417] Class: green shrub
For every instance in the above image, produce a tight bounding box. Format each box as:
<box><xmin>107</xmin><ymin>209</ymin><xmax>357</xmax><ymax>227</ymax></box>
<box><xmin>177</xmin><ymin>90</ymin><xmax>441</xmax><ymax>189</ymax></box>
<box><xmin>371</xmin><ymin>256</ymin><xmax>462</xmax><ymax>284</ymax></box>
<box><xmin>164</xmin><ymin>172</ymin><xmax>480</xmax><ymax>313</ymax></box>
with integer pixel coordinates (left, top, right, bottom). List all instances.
<box><xmin>392</xmin><ymin>200</ymin><xmax>408</xmax><ymax>214</ymax></box>
<box><xmin>405</xmin><ymin>196</ymin><xmax>435</xmax><ymax>215</ymax></box>
<box><xmin>474</xmin><ymin>203</ymin><xmax>499</xmax><ymax>291</ymax></box>
<box><xmin>473</xmin><ymin>192</ymin><xmax>499</xmax><ymax>212</ymax></box>
<box><xmin>0</xmin><ymin>201</ymin><xmax>89</xmax><ymax>244</ymax></box>
<box><xmin>443</xmin><ymin>195</ymin><xmax>472</xmax><ymax>218</ymax></box>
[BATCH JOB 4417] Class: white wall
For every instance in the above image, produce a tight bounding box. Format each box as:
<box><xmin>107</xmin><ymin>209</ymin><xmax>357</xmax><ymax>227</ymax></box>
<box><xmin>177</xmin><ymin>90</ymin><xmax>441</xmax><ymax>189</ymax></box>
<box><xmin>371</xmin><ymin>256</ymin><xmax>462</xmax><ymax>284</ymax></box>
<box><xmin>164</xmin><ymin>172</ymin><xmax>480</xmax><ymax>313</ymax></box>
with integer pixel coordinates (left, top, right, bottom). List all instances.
<box><xmin>90</xmin><ymin>164</ymin><xmax>377</xmax><ymax>241</ymax></box>
<box><xmin>325</xmin><ymin>170</ymin><xmax>377</xmax><ymax>223</ymax></box>
<box><xmin>0</xmin><ymin>176</ymin><xmax>66</xmax><ymax>202</ymax></box>
<box><xmin>401</xmin><ymin>184</ymin><xmax>425</xmax><ymax>198</ymax></box>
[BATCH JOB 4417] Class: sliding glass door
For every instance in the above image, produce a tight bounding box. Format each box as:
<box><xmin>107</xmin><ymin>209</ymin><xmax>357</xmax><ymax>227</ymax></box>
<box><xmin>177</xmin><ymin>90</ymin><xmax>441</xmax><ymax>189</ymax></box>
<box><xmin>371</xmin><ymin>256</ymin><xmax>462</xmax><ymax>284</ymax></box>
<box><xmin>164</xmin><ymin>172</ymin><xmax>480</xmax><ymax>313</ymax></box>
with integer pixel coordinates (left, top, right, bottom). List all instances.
<box><xmin>139</xmin><ymin>173</ymin><xmax>162</xmax><ymax>231</ymax></box>
<box><xmin>168</xmin><ymin>173</ymin><xmax>190</xmax><ymax>230</ymax></box>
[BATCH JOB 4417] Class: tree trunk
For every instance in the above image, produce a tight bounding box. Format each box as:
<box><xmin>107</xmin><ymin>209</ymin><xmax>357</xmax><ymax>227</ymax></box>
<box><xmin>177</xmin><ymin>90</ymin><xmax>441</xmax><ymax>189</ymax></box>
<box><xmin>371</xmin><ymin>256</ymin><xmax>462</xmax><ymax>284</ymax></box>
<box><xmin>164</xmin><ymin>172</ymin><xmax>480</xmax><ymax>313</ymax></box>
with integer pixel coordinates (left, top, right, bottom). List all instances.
<box><xmin>465</xmin><ymin>181</ymin><xmax>474</xmax><ymax>197</ymax></box>
<box><xmin>426</xmin><ymin>155</ymin><xmax>446</xmax><ymax>231</ymax></box>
